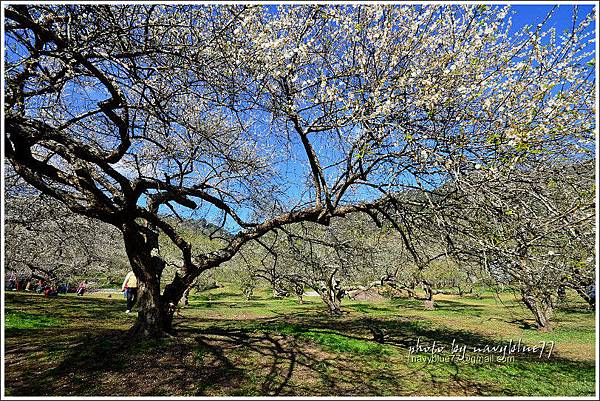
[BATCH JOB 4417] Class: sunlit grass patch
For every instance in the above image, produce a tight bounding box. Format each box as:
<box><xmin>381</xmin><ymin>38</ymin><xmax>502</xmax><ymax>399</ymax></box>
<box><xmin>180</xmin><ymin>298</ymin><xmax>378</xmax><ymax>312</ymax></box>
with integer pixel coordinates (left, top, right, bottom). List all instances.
<box><xmin>5</xmin><ymin>310</ymin><xmax>62</xmax><ymax>330</ymax></box>
<box><xmin>457</xmin><ymin>358</ymin><xmax>596</xmax><ymax>396</ymax></box>
<box><xmin>300</xmin><ymin>330</ymin><xmax>390</xmax><ymax>355</ymax></box>
<box><xmin>258</xmin><ymin>322</ymin><xmax>390</xmax><ymax>355</ymax></box>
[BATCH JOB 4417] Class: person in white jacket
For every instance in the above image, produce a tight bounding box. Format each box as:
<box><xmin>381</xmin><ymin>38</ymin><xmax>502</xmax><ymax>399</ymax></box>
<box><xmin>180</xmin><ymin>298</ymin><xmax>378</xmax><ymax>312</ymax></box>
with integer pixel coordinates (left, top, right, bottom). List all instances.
<box><xmin>121</xmin><ymin>271</ymin><xmax>138</xmax><ymax>313</ymax></box>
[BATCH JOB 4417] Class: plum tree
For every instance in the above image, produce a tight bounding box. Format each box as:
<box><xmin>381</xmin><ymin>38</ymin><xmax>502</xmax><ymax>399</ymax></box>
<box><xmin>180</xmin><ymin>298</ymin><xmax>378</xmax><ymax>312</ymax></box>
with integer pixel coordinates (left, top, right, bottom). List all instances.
<box><xmin>4</xmin><ymin>4</ymin><xmax>594</xmax><ymax>336</ymax></box>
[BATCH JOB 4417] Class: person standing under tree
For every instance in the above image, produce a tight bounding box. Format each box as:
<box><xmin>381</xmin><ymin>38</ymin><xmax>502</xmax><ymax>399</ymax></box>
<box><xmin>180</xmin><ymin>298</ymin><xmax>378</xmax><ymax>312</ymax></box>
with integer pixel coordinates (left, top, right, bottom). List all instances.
<box><xmin>121</xmin><ymin>271</ymin><xmax>138</xmax><ymax>313</ymax></box>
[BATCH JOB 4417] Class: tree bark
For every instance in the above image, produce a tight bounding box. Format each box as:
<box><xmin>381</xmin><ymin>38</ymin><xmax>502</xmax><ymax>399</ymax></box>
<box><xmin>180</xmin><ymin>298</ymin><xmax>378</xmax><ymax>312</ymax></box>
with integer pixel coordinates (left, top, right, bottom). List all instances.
<box><xmin>122</xmin><ymin>223</ymin><xmax>186</xmax><ymax>337</ymax></box>
<box><xmin>522</xmin><ymin>291</ymin><xmax>553</xmax><ymax>332</ymax></box>
<box><xmin>130</xmin><ymin>281</ymin><xmax>172</xmax><ymax>337</ymax></box>
<box><xmin>319</xmin><ymin>275</ymin><xmax>343</xmax><ymax>316</ymax></box>
<box><xmin>321</xmin><ymin>291</ymin><xmax>343</xmax><ymax>315</ymax></box>
<box><xmin>422</xmin><ymin>280</ymin><xmax>435</xmax><ymax>310</ymax></box>
<box><xmin>317</xmin><ymin>269</ymin><xmax>342</xmax><ymax>316</ymax></box>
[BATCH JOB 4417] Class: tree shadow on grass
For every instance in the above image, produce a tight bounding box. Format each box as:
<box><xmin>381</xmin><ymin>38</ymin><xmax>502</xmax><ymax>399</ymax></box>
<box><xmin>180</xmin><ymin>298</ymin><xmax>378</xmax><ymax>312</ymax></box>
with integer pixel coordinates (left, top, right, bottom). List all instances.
<box><xmin>5</xmin><ymin>328</ymin><xmax>126</xmax><ymax>396</ymax></box>
<box><xmin>4</xmin><ymin>294</ymin><xmax>595</xmax><ymax>396</ymax></box>
<box><xmin>180</xmin><ymin>316</ymin><xmax>518</xmax><ymax>396</ymax></box>
<box><xmin>506</xmin><ymin>318</ymin><xmax>537</xmax><ymax>330</ymax></box>
<box><xmin>182</xmin><ymin>326</ymin><xmax>426</xmax><ymax>396</ymax></box>
<box><xmin>6</xmin><ymin>318</ymin><xmax>433</xmax><ymax>396</ymax></box>
<box><xmin>182</xmin><ymin>313</ymin><xmax>595</xmax><ymax>396</ymax></box>
<box><xmin>5</xmin><ymin>316</ymin><xmax>594</xmax><ymax>396</ymax></box>
<box><xmin>4</xmin><ymin>327</ymin><xmax>247</xmax><ymax>396</ymax></box>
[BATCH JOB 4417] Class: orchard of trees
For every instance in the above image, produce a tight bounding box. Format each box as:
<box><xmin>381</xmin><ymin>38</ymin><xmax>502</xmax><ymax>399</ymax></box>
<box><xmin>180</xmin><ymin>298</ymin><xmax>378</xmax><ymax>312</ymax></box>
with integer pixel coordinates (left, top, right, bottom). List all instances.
<box><xmin>3</xmin><ymin>4</ymin><xmax>595</xmax><ymax>336</ymax></box>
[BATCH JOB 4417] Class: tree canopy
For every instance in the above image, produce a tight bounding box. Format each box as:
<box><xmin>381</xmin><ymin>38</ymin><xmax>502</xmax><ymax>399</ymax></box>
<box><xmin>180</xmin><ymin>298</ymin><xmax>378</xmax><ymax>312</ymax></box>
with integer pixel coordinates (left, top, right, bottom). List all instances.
<box><xmin>4</xmin><ymin>4</ymin><xmax>595</xmax><ymax>336</ymax></box>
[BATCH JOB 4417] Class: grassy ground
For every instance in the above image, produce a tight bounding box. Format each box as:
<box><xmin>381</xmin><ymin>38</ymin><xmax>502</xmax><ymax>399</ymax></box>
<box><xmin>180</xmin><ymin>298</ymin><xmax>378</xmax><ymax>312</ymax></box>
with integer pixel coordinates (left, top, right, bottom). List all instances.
<box><xmin>3</xmin><ymin>285</ymin><xmax>596</xmax><ymax>396</ymax></box>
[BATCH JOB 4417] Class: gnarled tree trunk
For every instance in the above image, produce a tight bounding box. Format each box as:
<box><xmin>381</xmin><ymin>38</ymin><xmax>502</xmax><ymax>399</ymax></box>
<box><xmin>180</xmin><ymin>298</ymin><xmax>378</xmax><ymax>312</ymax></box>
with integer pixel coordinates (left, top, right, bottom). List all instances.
<box><xmin>320</xmin><ymin>290</ymin><xmax>343</xmax><ymax>315</ymax></box>
<box><xmin>319</xmin><ymin>273</ymin><xmax>344</xmax><ymax>316</ymax></box>
<box><xmin>132</xmin><ymin>269</ymin><xmax>194</xmax><ymax>337</ymax></box>
<box><xmin>521</xmin><ymin>290</ymin><xmax>554</xmax><ymax>332</ymax></box>
<box><xmin>422</xmin><ymin>280</ymin><xmax>435</xmax><ymax>310</ymax></box>
<box><xmin>122</xmin><ymin>223</ymin><xmax>191</xmax><ymax>337</ymax></box>
<box><xmin>131</xmin><ymin>278</ymin><xmax>172</xmax><ymax>337</ymax></box>
<box><xmin>293</xmin><ymin>282</ymin><xmax>304</xmax><ymax>304</ymax></box>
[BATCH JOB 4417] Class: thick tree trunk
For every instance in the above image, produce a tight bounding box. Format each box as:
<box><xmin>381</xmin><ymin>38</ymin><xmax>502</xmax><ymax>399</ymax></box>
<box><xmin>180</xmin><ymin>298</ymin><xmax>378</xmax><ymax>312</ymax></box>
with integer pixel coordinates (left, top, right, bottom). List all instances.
<box><xmin>132</xmin><ymin>271</ymin><xmax>194</xmax><ymax>337</ymax></box>
<box><xmin>294</xmin><ymin>283</ymin><xmax>304</xmax><ymax>304</ymax></box>
<box><xmin>319</xmin><ymin>273</ymin><xmax>344</xmax><ymax>315</ymax></box>
<box><xmin>321</xmin><ymin>291</ymin><xmax>343</xmax><ymax>315</ymax></box>
<box><xmin>422</xmin><ymin>281</ymin><xmax>435</xmax><ymax>310</ymax></box>
<box><xmin>522</xmin><ymin>291</ymin><xmax>553</xmax><ymax>332</ymax></box>
<box><xmin>130</xmin><ymin>282</ymin><xmax>173</xmax><ymax>337</ymax></box>
<box><xmin>122</xmin><ymin>223</ymin><xmax>188</xmax><ymax>338</ymax></box>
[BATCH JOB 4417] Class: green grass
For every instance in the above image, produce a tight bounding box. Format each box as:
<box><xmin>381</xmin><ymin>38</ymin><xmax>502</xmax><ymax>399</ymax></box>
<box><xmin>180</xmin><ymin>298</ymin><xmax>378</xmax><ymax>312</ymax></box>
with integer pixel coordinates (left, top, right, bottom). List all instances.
<box><xmin>5</xmin><ymin>310</ymin><xmax>62</xmax><ymax>330</ymax></box>
<box><xmin>300</xmin><ymin>330</ymin><xmax>389</xmax><ymax>355</ymax></box>
<box><xmin>454</xmin><ymin>358</ymin><xmax>596</xmax><ymax>396</ymax></box>
<box><xmin>261</xmin><ymin>323</ymin><xmax>389</xmax><ymax>355</ymax></box>
<box><xmin>3</xmin><ymin>285</ymin><xmax>596</xmax><ymax>396</ymax></box>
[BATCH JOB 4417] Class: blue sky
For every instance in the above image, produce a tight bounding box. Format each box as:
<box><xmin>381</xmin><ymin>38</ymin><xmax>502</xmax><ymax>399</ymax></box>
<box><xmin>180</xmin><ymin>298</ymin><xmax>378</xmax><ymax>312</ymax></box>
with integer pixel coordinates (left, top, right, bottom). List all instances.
<box><xmin>511</xmin><ymin>4</ymin><xmax>595</xmax><ymax>31</ymax></box>
<box><xmin>6</xmin><ymin>3</ymin><xmax>596</xmax><ymax>234</ymax></box>
<box><xmin>157</xmin><ymin>3</ymin><xmax>599</xmax><ymax>233</ymax></box>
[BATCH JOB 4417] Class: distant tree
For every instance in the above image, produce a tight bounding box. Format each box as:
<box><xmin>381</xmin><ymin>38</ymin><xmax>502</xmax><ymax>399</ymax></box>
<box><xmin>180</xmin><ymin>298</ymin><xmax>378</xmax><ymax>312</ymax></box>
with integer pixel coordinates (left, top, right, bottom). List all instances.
<box><xmin>276</xmin><ymin>223</ymin><xmax>360</xmax><ymax>315</ymax></box>
<box><xmin>242</xmin><ymin>214</ymin><xmax>451</xmax><ymax>314</ymax></box>
<box><xmin>4</xmin><ymin>172</ymin><xmax>128</xmax><ymax>287</ymax></box>
<box><xmin>448</xmin><ymin>160</ymin><xmax>595</xmax><ymax>331</ymax></box>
